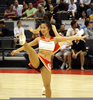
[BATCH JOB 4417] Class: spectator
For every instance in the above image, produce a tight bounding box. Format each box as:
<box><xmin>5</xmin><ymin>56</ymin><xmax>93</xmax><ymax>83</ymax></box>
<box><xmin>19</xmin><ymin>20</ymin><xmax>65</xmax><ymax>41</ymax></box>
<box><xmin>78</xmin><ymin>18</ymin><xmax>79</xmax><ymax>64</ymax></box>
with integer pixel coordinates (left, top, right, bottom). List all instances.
<box><xmin>79</xmin><ymin>0</ymin><xmax>91</xmax><ymax>17</ymax></box>
<box><xmin>84</xmin><ymin>21</ymin><xmax>93</xmax><ymax>39</ymax></box>
<box><xmin>13</xmin><ymin>0</ymin><xmax>23</xmax><ymax>17</ymax></box>
<box><xmin>14</xmin><ymin>21</ymin><xmax>24</xmax><ymax>48</ymax></box>
<box><xmin>55</xmin><ymin>41</ymin><xmax>71</xmax><ymax>70</ymax></box>
<box><xmin>59</xmin><ymin>24</ymin><xmax>67</xmax><ymax>36</ymax></box>
<box><xmin>39</xmin><ymin>0</ymin><xmax>46</xmax><ymax>8</ymax></box>
<box><xmin>65</xmin><ymin>0</ymin><xmax>77</xmax><ymax>4</ymax></box>
<box><xmin>0</xmin><ymin>21</ymin><xmax>11</xmax><ymax>37</ymax></box>
<box><xmin>34</xmin><ymin>0</ymin><xmax>41</xmax><ymax>8</ymax></box>
<box><xmin>87</xmin><ymin>3</ymin><xmax>93</xmax><ymax>17</ymax></box>
<box><xmin>79</xmin><ymin>11</ymin><xmax>87</xmax><ymax>21</ymax></box>
<box><xmin>4</xmin><ymin>3</ymin><xmax>18</xmax><ymax>20</ymax></box>
<box><xmin>49</xmin><ymin>4</ymin><xmax>54</xmax><ymax>14</ymax></box>
<box><xmin>22</xmin><ymin>3</ymin><xmax>28</xmax><ymax>13</ymax></box>
<box><xmin>58</xmin><ymin>0</ymin><xmax>67</xmax><ymax>11</ymax></box>
<box><xmin>80</xmin><ymin>17</ymin><xmax>92</xmax><ymax>30</ymax></box>
<box><xmin>44</xmin><ymin>0</ymin><xmax>56</xmax><ymax>11</ymax></box>
<box><xmin>35</xmin><ymin>4</ymin><xmax>45</xmax><ymax>22</ymax></box>
<box><xmin>67</xmin><ymin>0</ymin><xmax>77</xmax><ymax>18</ymax></box>
<box><xmin>66</xmin><ymin>20</ymin><xmax>79</xmax><ymax>36</ymax></box>
<box><xmin>22</xmin><ymin>3</ymin><xmax>37</xmax><ymax>18</ymax></box>
<box><xmin>49</xmin><ymin>5</ymin><xmax>60</xmax><ymax>27</ymax></box>
<box><xmin>43</xmin><ymin>11</ymin><xmax>56</xmax><ymax>25</ymax></box>
<box><xmin>67</xmin><ymin>39</ymin><xmax>87</xmax><ymax>70</ymax></box>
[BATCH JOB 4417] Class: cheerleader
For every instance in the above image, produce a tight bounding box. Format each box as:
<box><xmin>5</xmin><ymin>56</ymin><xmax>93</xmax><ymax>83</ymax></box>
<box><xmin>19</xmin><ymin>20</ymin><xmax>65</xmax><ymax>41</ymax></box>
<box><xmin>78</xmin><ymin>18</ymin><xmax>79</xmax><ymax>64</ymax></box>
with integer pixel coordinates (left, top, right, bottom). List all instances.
<box><xmin>11</xmin><ymin>20</ymin><xmax>88</xmax><ymax>98</ymax></box>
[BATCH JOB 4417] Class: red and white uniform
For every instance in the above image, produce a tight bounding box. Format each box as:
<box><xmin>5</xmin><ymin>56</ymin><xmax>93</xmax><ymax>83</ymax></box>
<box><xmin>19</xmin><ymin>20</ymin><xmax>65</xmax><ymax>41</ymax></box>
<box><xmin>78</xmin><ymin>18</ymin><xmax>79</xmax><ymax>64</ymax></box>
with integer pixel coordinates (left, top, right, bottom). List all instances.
<box><xmin>29</xmin><ymin>36</ymin><xmax>60</xmax><ymax>72</ymax></box>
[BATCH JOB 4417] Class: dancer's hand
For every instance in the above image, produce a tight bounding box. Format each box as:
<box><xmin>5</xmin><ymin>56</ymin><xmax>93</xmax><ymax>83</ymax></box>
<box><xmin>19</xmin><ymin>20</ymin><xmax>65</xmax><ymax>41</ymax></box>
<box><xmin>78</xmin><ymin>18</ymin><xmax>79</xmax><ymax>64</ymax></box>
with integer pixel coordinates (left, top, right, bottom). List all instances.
<box><xmin>28</xmin><ymin>27</ymin><xmax>33</xmax><ymax>32</ymax></box>
<box><xmin>80</xmin><ymin>35</ymin><xmax>89</xmax><ymax>42</ymax></box>
<box><xmin>74</xmin><ymin>34</ymin><xmax>89</xmax><ymax>42</ymax></box>
<box><xmin>11</xmin><ymin>50</ymin><xmax>18</xmax><ymax>56</ymax></box>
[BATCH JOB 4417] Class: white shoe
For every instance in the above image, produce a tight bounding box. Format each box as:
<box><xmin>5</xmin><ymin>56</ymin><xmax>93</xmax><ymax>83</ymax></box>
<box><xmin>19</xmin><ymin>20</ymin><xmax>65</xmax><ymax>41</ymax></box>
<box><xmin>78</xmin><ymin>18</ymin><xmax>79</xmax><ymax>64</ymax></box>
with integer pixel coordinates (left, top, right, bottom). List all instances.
<box><xmin>42</xmin><ymin>87</ymin><xmax>45</xmax><ymax>95</ymax></box>
<box><xmin>77</xmin><ymin>29</ymin><xmax>84</xmax><ymax>36</ymax></box>
<box><xmin>66</xmin><ymin>63</ymin><xmax>68</xmax><ymax>68</ymax></box>
<box><xmin>60</xmin><ymin>63</ymin><xmax>66</xmax><ymax>70</ymax></box>
<box><xmin>19</xmin><ymin>30</ymin><xmax>26</xmax><ymax>45</ymax></box>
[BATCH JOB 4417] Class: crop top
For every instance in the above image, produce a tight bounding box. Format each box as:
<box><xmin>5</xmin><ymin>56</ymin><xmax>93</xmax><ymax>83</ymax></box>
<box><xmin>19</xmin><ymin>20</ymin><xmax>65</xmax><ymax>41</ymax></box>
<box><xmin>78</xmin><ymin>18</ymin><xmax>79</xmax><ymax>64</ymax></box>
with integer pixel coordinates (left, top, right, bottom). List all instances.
<box><xmin>39</xmin><ymin>36</ymin><xmax>60</xmax><ymax>53</ymax></box>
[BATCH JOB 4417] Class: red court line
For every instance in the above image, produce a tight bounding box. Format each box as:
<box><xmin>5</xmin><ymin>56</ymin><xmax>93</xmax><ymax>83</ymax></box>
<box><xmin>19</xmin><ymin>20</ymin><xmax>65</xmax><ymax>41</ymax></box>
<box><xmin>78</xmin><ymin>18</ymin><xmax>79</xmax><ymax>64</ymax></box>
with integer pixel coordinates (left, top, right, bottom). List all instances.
<box><xmin>0</xmin><ymin>69</ymin><xmax>93</xmax><ymax>75</ymax></box>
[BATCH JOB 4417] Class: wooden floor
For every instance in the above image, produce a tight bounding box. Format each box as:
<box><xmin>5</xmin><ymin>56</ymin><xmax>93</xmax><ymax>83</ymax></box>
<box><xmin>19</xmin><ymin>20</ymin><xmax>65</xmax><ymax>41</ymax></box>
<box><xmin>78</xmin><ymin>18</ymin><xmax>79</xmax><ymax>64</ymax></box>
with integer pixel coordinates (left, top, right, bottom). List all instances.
<box><xmin>0</xmin><ymin>69</ymin><xmax>93</xmax><ymax>99</ymax></box>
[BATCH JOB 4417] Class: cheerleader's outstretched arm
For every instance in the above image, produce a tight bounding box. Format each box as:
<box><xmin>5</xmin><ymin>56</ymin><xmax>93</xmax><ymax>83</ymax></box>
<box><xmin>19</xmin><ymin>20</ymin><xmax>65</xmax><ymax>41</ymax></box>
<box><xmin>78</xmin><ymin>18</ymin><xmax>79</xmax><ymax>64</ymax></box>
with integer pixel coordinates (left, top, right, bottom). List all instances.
<box><xmin>54</xmin><ymin>34</ymin><xmax>89</xmax><ymax>44</ymax></box>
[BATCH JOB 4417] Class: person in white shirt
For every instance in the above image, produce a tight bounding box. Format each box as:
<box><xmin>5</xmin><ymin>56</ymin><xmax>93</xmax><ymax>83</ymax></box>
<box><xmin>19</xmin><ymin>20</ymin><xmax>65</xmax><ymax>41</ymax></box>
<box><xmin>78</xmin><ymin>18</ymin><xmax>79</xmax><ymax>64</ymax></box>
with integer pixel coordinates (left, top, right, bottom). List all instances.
<box><xmin>66</xmin><ymin>20</ymin><xmax>79</xmax><ymax>36</ymax></box>
<box><xmin>66</xmin><ymin>0</ymin><xmax>77</xmax><ymax>4</ymax></box>
<box><xmin>13</xmin><ymin>0</ymin><xmax>23</xmax><ymax>17</ymax></box>
<box><xmin>14</xmin><ymin>21</ymin><xmax>24</xmax><ymax>48</ymax></box>
<box><xmin>55</xmin><ymin>40</ymin><xmax>71</xmax><ymax>69</ymax></box>
<box><xmin>67</xmin><ymin>0</ymin><xmax>77</xmax><ymax>18</ymax></box>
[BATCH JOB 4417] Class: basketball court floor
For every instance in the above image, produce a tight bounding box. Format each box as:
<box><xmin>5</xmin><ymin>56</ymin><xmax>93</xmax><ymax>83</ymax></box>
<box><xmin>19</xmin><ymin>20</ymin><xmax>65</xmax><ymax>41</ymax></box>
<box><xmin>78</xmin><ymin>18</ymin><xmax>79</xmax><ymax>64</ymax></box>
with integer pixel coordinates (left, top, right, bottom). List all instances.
<box><xmin>0</xmin><ymin>69</ymin><xmax>93</xmax><ymax>99</ymax></box>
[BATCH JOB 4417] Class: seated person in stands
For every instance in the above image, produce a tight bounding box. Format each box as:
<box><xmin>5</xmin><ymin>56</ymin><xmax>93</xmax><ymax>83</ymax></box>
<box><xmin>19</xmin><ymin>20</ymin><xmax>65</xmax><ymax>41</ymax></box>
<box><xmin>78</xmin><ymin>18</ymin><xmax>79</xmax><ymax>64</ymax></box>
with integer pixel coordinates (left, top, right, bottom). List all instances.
<box><xmin>22</xmin><ymin>2</ymin><xmax>37</xmax><ymax>18</ymax></box>
<box><xmin>44</xmin><ymin>0</ymin><xmax>56</xmax><ymax>11</ymax></box>
<box><xmin>23</xmin><ymin>32</ymin><xmax>40</xmax><ymax>68</ymax></box>
<box><xmin>4</xmin><ymin>3</ymin><xmax>18</xmax><ymax>20</ymax></box>
<box><xmin>14</xmin><ymin>21</ymin><xmax>24</xmax><ymax>48</ymax></box>
<box><xmin>13</xmin><ymin>0</ymin><xmax>23</xmax><ymax>17</ymax></box>
<box><xmin>49</xmin><ymin>5</ymin><xmax>60</xmax><ymax>26</ymax></box>
<box><xmin>67</xmin><ymin>38</ymin><xmax>87</xmax><ymax>70</ymax></box>
<box><xmin>87</xmin><ymin>3</ymin><xmax>93</xmax><ymax>18</ymax></box>
<box><xmin>67</xmin><ymin>0</ymin><xmax>77</xmax><ymax>19</ymax></box>
<box><xmin>79</xmin><ymin>11</ymin><xmax>87</xmax><ymax>21</ymax></box>
<box><xmin>84</xmin><ymin>21</ymin><xmax>93</xmax><ymax>39</ymax></box>
<box><xmin>55</xmin><ymin>34</ymin><xmax>71</xmax><ymax>70</ymax></box>
<box><xmin>34</xmin><ymin>0</ymin><xmax>41</xmax><ymax>8</ymax></box>
<box><xmin>59</xmin><ymin>24</ymin><xmax>67</xmax><ymax>36</ymax></box>
<box><xmin>0</xmin><ymin>21</ymin><xmax>11</xmax><ymax>37</ymax></box>
<box><xmin>34</xmin><ymin>4</ymin><xmax>45</xmax><ymax>22</ymax></box>
<box><xmin>79</xmin><ymin>0</ymin><xmax>91</xmax><ymax>17</ymax></box>
<box><xmin>22</xmin><ymin>3</ymin><xmax>28</xmax><ymax>13</ymax></box>
<box><xmin>58</xmin><ymin>0</ymin><xmax>67</xmax><ymax>12</ymax></box>
<box><xmin>49</xmin><ymin>4</ymin><xmax>54</xmax><ymax>14</ymax></box>
<box><xmin>66</xmin><ymin>20</ymin><xmax>79</xmax><ymax>36</ymax></box>
<box><xmin>80</xmin><ymin>17</ymin><xmax>92</xmax><ymax>30</ymax></box>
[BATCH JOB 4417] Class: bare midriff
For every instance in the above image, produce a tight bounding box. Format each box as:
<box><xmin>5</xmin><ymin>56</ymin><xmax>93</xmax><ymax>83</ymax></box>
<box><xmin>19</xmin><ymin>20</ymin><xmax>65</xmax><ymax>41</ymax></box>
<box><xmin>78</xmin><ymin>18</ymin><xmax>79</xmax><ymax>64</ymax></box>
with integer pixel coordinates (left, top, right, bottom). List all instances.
<box><xmin>38</xmin><ymin>49</ymin><xmax>53</xmax><ymax>60</ymax></box>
